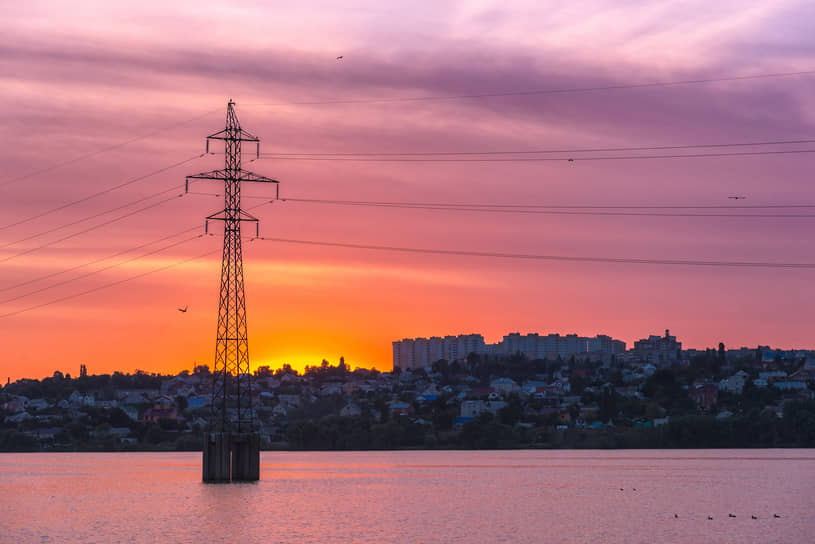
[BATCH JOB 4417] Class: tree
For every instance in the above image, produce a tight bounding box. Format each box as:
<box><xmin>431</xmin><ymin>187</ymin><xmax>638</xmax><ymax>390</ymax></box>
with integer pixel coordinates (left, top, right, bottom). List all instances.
<box><xmin>254</xmin><ymin>366</ymin><xmax>272</xmax><ymax>378</ymax></box>
<box><xmin>498</xmin><ymin>393</ymin><xmax>523</xmax><ymax>425</ymax></box>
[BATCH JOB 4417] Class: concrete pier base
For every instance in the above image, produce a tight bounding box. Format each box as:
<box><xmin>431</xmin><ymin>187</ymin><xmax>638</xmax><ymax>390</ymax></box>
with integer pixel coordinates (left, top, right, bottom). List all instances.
<box><xmin>203</xmin><ymin>432</ymin><xmax>260</xmax><ymax>483</ymax></box>
<box><xmin>231</xmin><ymin>433</ymin><xmax>260</xmax><ymax>481</ymax></box>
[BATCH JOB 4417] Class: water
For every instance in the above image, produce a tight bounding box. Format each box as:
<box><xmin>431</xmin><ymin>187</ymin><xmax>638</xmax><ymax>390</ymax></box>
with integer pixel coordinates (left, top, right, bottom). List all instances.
<box><xmin>0</xmin><ymin>450</ymin><xmax>812</xmax><ymax>543</ymax></box>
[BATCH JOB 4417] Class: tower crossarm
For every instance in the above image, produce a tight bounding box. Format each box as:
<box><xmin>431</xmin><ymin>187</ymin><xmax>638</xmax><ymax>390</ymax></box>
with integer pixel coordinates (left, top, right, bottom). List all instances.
<box><xmin>204</xmin><ymin>209</ymin><xmax>262</xmax><ymax>235</ymax></box>
<box><xmin>185</xmin><ymin>169</ymin><xmax>280</xmax><ymax>194</ymax></box>
<box><xmin>206</xmin><ymin>127</ymin><xmax>259</xmax><ymax>142</ymax></box>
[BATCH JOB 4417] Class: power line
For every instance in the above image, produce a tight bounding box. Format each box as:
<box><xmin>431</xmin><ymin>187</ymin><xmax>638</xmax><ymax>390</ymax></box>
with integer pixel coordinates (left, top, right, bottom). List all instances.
<box><xmin>192</xmin><ymin>192</ymin><xmax>815</xmax><ymax>211</ymax></box>
<box><xmin>0</xmin><ymin>183</ymin><xmax>187</xmax><ymax>251</ymax></box>
<box><xmin>277</xmin><ymin>198</ymin><xmax>815</xmax><ymax>218</ymax></box>
<box><xmin>0</xmin><ymin>154</ymin><xmax>204</xmax><ymax>232</ymax></box>
<box><xmin>0</xmin><ymin>227</ymin><xmax>200</xmax><ymax>294</ymax></box>
<box><xmin>6</xmin><ymin>67</ymin><xmax>812</xmax><ymax>192</ymax></box>
<box><xmin>0</xmin><ymin>247</ymin><xmax>220</xmax><ymax>320</ymax></box>
<box><xmin>243</xmin><ymin>69</ymin><xmax>815</xmax><ymax>107</ymax></box>
<box><xmin>278</xmin><ymin>197</ymin><xmax>815</xmax><ymax>210</ymax></box>
<box><xmin>260</xmin><ymin>138</ymin><xmax>815</xmax><ymax>157</ymax></box>
<box><xmin>0</xmin><ymin>200</ymin><xmax>272</xmax><ymax>305</ymax></box>
<box><xmin>259</xmin><ymin>148</ymin><xmax>815</xmax><ymax>162</ymax></box>
<box><xmin>1</xmin><ymin>110</ymin><xmax>218</xmax><ymax>189</ymax></box>
<box><xmin>0</xmin><ymin>234</ymin><xmax>204</xmax><ymax>305</ymax></box>
<box><xmin>253</xmin><ymin>236</ymin><xmax>815</xmax><ymax>269</ymax></box>
<box><xmin>0</xmin><ymin>194</ymin><xmax>184</xmax><ymax>264</ymax></box>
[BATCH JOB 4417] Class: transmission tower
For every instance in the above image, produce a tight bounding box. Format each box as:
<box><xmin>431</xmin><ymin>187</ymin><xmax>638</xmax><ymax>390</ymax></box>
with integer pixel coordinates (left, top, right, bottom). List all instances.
<box><xmin>186</xmin><ymin>100</ymin><xmax>279</xmax><ymax>482</ymax></box>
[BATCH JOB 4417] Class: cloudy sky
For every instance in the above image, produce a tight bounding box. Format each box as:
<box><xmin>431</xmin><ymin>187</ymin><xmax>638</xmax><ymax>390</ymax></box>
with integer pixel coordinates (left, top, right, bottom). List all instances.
<box><xmin>2</xmin><ymin>1</ymin><xmax>814</xmax><ymax>380</ymax></box>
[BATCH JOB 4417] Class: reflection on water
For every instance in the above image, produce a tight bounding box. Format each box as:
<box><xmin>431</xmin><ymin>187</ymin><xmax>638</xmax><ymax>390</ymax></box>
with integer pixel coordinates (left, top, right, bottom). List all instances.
<box><xmin>0</xmin><ymin>450</ymin><xmax>812</xmax><ymax>543</ymax></box>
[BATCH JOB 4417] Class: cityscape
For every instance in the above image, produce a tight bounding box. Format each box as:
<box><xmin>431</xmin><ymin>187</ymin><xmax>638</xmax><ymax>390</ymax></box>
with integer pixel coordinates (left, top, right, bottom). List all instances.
<box><xmin>3</xmin><ymin>329</ymin><xmax>813</xmax><ymax>452</ymax></box>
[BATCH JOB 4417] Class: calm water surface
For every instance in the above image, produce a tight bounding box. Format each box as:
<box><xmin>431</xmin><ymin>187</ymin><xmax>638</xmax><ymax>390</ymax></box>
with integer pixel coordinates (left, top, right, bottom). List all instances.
<box><xmin>0</xmin><ymin>450</ymin><xmax>813</xmax><ymax>543</ymax></box>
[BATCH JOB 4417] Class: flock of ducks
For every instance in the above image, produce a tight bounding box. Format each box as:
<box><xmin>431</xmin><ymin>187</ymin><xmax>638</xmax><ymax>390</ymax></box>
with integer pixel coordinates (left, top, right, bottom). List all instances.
<box><xmin>619</xmin><ymin>489</ymin><xmax>782</xmax><ymax>520</ymax></box>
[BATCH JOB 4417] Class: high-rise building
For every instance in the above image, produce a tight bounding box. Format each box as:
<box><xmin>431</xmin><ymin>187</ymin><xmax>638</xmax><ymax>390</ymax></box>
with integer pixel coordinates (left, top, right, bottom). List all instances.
<box><xmin>633</xmin><ymin>329</ymin><xmax>681</xmax><ymax>365</ymax></box>
<box><xmin>393</xmin><ymin>331</ymin><xmax>627</xmax><ymax>369</ymax></box>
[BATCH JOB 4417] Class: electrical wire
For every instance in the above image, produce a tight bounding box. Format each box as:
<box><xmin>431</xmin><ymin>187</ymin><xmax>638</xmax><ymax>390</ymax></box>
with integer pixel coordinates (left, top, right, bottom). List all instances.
<box><xmin>187</xmin><ymin>193</ymin><xmax>815</xmax><ymax>217</ymax></box>
<box><xmin>0</xmin><ymin>194</ymin><xmax>184</xmax><ymax>264</ymax></box>
<box><xmin>0</xmin><ymin>183</ymin><xmax>188</xmax><ymax>251</ymax></box>
<box><xmin>252</xmin><ymin>237</ymin><xmax>815</xmax><ymax>269</ymax></box>
<box><xmin>6</xmin><ymin>67</ymin><xmax>812</xmax><ymax>192</ymax></box>
<box><xmin>0</xmin><ymin>154</ymin><xmax>205</xmax><ymax>232</ymax></box>
<box><xmin>278</xmin><ymin>197</ymin><xmax>815</xmax><ymax>210</ymax></box>
<box><xmin>1</xmin><ymin>110</ymin><xmax>218</xmax><ymax>188</ymax></box>
<box><xmin>0</xmin><ymin>234</ymin><xmax>205</xmax><ymax>305</ymax></box>
<box><xmin>0</xmin><ymin>200</ymin><xmax>273</xmax><ymax>313</ymax></box>
<box><xmin>0</xmin><ymin>227</ymin><xmax>201</xmax><ymax>294</ymax></box>
<box><xmin>276</xmin><ymin>199</ymin><xmax>815</xmax><ymax>218</ymax></box>
<box><xmin>259</xmin><ymin>148</ymin><xmax>815</xmax><ymax>162</ymax></box>
<box><xmin>243</xmin><ymin>69</ymin><xmax>815</xmax><ymax>107</ymax></box>
<box><xmin>0</xmin><ymin>247</ymin><xmax>220</xmax><ymax>320</ymax></box>
<box><xmin>260</xmin><ymin>138</ymin><xmax>815</xmax><ymax>157</ymax></box>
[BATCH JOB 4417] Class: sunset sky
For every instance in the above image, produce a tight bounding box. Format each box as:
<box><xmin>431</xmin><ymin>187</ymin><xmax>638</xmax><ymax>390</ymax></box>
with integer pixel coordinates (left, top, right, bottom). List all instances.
<box><xmin>2</xmin><ymin>1</ymin><xmax>814</xmax><ymax>382</ymax></box>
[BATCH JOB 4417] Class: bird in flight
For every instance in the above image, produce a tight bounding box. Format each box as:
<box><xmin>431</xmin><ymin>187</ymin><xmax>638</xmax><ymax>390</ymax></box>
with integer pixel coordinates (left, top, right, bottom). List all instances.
<box><xmin>178</xmin><ymin>306</ymin><xmax>188</xmax><ymax>313</ymax></box>
<box><xmin>728</xmin><ymin>196</ymin><xmax>746</xmax><ymax>200</ymax></box>
<box><xmin>336</xmin><ymin>55</ymin><xmax>343</xmax><ymax>60</ymax></box>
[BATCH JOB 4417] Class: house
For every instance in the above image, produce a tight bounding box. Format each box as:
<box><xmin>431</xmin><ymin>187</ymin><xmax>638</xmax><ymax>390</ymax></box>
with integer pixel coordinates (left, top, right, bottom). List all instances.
<box><xmin>460</xmin><ymin>400</ymin><xmax>486</xmax><ymax>419</ymax></box>
<box><xmin>277</xmin><ymin>394</ymin><xmax>301</xmax><ymax>407</ymax></box>
<box><xmin>490</xmin><ymin>378</ymin><xmax>520</xmax><ymax>394</ymax></box>
<box><xmin>186</xmin><ymin>396</ymin><xmax>210</xmax><ymax>411</ymax></box>
<box><xmin>788</xmin><ymin>368</ymin><xmax>814</xmax><ymax>382</ymax></box>
<box><xmin>5</xmin><ymin>412</ymin><xmax>33</xmax><ymax>423</ymax></box>
<box><xmin>388</xmin><ymin>402</ymin><xmax>413</xmax><ymax>417</ymax></box>
<box><xmin>320</xmin><ymin>383</ymin><xmax>342</xmax><ymax>395</ymax></box>
<box><xmin>340</xmin><ymin>403</ymin><xmax>362</xmax><ymax>417</ymax></box>
<box><xmin>119</xmin><ymin>392</ymin><xmax>148</xmax><ymax>405</ymax></box>
<box><xmin>759</xmin><ymin>371</ymin><xmax>787</xmax><ymax>383</ymax></box>
<box><xmin>141</xmin><ymin>396</ymin><xmax>180</xmax><ymax>423</ymax></box>
<box><xmin>459</xmin><ymin>400</ymin><xmax>507</xmax><ymax>419</ymax></box>
<box><xmin>161</xmin><ymin>376</ymin><xmax>194</xmax><ymax>397</ymax></box>
<box><xmin>522</xmin><ymin>381</ymin><xmax>548</xmax><ymax>395</ymax></box>
<box><xmin>341</xmin><ymin>382</ymin><xmax>360</xmax><ymax>394</ymax></box>
<box><xmin>27</xmin><ymin>398</ymin><xmax>50</xmax><ymax>411</ymax></box>
<box><xmin>68</xmin><ymin>391</ymin><xmax>83</xmax><ymax>406</ymax></box>
<box><xmin>468</xmin><ymin>387</ymin><xmax>494</xmax><ymax>398</ymax></box>
<box><xmin>774</xmin><ymin>381</ymin><xmax>808</xmax><ymax>391</ymax></box>
<box><xmin>719</xmin><ymin>371</ymin><xmax>748</xmax><ymax>394</ymax></box>
<box><xmin>690</xmin><ymin>382</ymin><xmax>718</xmax><ymax>411</ymax></box>
<box><xmin>1</xmin><ymin>398</ymin><xmax>25</xmax><ymax>413</ymax></box>
<box><xmin>121</xmin><ymin>405</ymin><xmax>139</xmax><ymax>421</ymax></box>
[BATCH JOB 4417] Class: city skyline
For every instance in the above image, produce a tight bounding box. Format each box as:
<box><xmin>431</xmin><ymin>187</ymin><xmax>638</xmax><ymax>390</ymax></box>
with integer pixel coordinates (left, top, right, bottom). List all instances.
<box><xmin>2</xmin><ymin>1</ymin><xmax>815</xmax><ymax>383</ymax></box>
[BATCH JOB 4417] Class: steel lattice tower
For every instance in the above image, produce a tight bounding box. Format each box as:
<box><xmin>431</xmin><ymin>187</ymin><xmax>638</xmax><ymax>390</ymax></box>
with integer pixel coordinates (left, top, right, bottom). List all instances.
<box><xmin>186</xmin><ymin>100</ymin><xmax>278</xmax><ymax>481</ymax></box>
